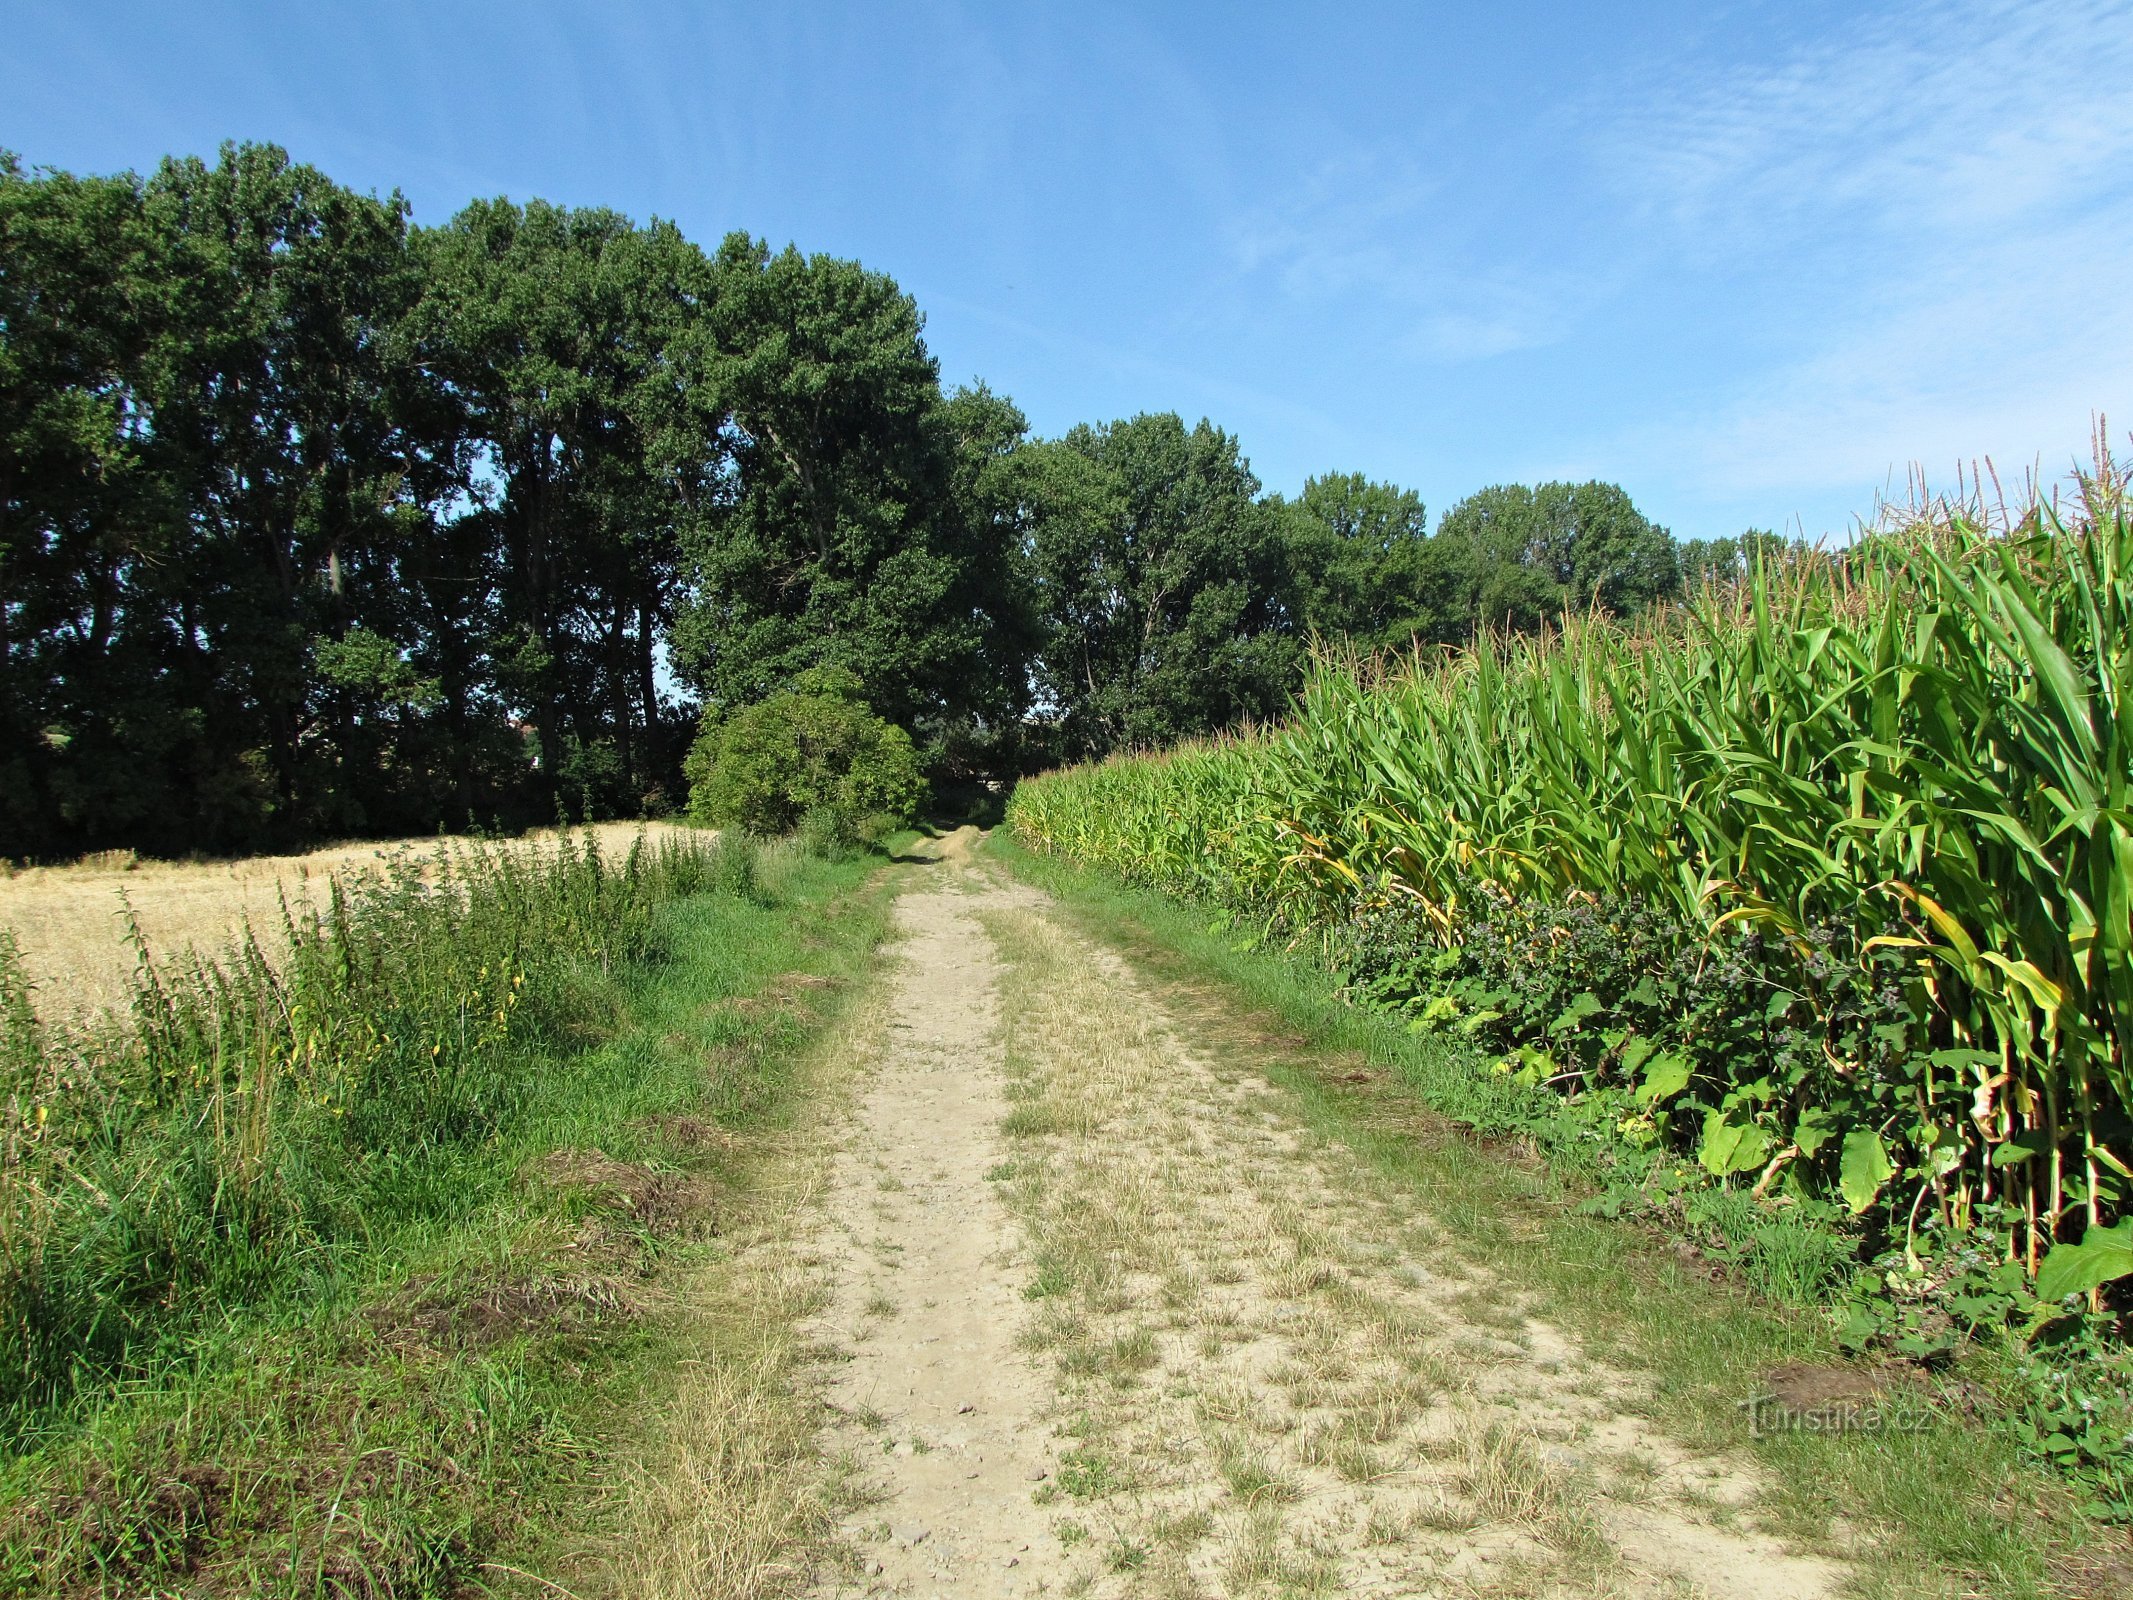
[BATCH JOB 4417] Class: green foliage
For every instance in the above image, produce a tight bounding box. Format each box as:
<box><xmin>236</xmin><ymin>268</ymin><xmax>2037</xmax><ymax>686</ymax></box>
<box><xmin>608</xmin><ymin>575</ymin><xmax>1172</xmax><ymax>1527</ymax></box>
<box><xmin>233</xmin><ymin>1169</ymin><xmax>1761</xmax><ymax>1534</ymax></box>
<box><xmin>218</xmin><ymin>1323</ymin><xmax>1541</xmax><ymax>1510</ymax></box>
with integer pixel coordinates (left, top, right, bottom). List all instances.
<box><xmin>684</xmin><ymin>667</ymin><xmax>926</xmax><ymax>840</ymax></box>
<box><xmin>1014</xmin><ymin>478</ymin><xmax>2133</xmax><ymax>1279</ymax></box>
<box><xmin>0</xmin><ymin>829</ymin><xmax>722</xmax><ymax>1426</ymax></box>
<box><xmin>0</xmin><ymin>831</ymin><xmax>889</xmax><ymax>1594</ymax></box>
<box><xmin>701</xmin><ymin>825</ymin><xmax>769</xmax><ymax>902</ymax></box>
<box><xmin>2039</xmin><ymin>1220</ymin><xmax>2133</xmax><ymax>1304</ymax></box>
<box><xmin>1275</xmin><ymin>472</ymin><xmax>1465</xmax><ymax>650</ymax></box>
<box><xmin>1434</xmin><ymin>479</ymin><xmax>1682</xmax><ymax>628</ymax></box>
<box><xmin>1013</xmin><ymin>413</ymin><xmax>1303</xmax><ymax>757</ymax></box>
<box><xmin>669</xmin><ymin>243</ymin><xmax>1032</xmax><ymax>752</ymax></box>
<box><xmin>0</xmin><ymin>149</ymin><xmax>1023</xmax><ymax>859</ymax></box>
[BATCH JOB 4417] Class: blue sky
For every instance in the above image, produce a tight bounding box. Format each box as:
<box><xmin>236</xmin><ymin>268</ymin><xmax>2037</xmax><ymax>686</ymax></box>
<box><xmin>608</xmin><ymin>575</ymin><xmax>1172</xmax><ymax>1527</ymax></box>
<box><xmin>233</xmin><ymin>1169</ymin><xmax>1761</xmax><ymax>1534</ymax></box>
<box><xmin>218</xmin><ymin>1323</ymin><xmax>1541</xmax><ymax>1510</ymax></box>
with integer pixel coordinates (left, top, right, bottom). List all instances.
<box><xmin>7</xmin><ymin>0</ymin><xmax>2130</xmax><ymax>542</ymax></box>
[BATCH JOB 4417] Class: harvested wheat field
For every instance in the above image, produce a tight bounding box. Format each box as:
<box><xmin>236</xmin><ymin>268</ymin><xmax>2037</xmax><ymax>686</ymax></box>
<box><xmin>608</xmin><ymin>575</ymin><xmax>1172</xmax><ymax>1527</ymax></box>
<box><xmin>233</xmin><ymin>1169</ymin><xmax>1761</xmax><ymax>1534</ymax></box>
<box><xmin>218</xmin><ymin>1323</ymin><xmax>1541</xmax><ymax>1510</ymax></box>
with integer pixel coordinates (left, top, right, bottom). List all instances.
<box><xmin>0</xmin><ymin>820</ymin><xmax>694</xmax><ymax>1023</ymax></box>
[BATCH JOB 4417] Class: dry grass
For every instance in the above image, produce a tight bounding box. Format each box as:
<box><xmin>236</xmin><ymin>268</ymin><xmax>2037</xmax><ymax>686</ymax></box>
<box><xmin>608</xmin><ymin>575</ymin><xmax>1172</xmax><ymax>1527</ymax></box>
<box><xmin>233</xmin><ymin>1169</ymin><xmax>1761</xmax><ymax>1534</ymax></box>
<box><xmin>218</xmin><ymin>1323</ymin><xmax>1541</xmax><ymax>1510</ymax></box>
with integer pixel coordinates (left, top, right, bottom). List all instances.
<box><xmin>595</xmin><ymin>968</ymin><xmax>887</xmax><ymax>1600</ymax></box>
<box><xmin>976</xmin><ymin>892</ymin><xmax>1850</xmax><ymax>1600</ymax></box>
<box><xmin>0</xmin><ymin>820</ymin><xmax>696</xmax><ymax>1023</ymax></box>
<box><xmin>606</xmin><ymin>1281</ymin><xmax>827</xmax><ymax>1600</ymax></box>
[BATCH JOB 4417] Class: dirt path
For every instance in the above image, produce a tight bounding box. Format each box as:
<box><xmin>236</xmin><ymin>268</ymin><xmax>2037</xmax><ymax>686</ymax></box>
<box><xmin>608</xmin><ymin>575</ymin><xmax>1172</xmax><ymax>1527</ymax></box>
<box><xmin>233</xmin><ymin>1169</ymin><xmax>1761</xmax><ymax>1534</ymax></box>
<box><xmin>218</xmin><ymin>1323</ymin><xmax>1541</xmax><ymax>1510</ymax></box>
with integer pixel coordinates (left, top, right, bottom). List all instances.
<box><xmin>801</xmin><ymin>838</ymin><xmax>1064</xmax><ymax>1593</ymax></box>
<box><xmin>799</xmin><ymin>845</ymin><xmax>1845</xmax><ymax>1598</ymax></box>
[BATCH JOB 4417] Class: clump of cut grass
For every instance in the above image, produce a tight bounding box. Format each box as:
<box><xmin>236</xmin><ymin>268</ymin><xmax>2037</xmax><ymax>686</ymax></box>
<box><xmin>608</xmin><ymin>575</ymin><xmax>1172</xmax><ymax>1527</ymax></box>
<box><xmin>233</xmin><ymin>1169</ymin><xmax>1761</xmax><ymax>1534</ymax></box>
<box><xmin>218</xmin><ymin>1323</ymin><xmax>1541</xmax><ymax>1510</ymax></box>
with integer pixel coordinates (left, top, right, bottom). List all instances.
<box><xmin>701</xmin><ymin>826</ymin><xmax>770</xmax><ymax>905</ymax></box>
<box><xmin>610</xmin><ymin>1330</ymin><xmax>824</xmax><ymax>1600</ymax></box>
<box><xmin>1213</xmin><ymin>1435</ymin><xmax>1300</xmax><ymax>1506</ymax></box>
<box><xmin>1455</xmin><ymin>1416</ymin><xmax>1613</xmax><ymax>1571</ymax></box>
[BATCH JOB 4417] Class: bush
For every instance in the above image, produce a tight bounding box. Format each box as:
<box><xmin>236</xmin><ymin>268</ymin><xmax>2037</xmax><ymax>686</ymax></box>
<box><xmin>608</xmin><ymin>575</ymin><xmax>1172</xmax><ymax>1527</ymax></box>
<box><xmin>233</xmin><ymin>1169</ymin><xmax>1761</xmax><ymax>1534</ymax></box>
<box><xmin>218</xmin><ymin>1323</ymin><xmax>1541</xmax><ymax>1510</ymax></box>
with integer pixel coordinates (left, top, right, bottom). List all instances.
<box><xmin>684</xmin><ymin>668</ymin><xmax>927</xmax><ymax>841</ymax></box>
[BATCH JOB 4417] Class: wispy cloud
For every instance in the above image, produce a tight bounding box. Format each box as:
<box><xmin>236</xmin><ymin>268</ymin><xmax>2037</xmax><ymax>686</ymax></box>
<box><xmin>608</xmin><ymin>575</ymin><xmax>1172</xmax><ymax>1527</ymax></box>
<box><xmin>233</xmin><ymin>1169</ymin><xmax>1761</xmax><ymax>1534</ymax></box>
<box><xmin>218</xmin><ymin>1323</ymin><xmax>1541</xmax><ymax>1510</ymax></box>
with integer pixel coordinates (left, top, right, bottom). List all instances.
<box><xmin>1590</xmin><ymin>0</ymin><xmax>2133</xmax><ymax>519</ymax></box>
<box><xmin>1225</xmin><ymin>149</ymin><xmax>1584</xmax><ymax>363</ymax></box>
<box><xmin>1609</xmin><ymin>0</ymin><xmax>2133</xmax><ymax>245</ymax></box>
<box><xmin>1215</xmin><ymin>0</ymin><xmax>2133</xmax><ymax>522</ymax></box>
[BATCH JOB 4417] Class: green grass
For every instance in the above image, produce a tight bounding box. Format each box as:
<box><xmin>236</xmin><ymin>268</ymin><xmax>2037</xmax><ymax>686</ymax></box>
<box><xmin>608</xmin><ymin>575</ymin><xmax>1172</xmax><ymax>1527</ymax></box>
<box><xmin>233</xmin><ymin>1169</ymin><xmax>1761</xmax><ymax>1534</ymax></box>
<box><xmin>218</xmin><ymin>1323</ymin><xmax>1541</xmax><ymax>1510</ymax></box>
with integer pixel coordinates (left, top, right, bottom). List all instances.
<box><xmin>989</xmin><ymin>830</ymin><xmax>2126</xmax><ymax>1599</ymax></box>
<box><xmin>0</xmin><ymin>837</ymin><xmax>894</xmax><ymax>1598</ymax></box>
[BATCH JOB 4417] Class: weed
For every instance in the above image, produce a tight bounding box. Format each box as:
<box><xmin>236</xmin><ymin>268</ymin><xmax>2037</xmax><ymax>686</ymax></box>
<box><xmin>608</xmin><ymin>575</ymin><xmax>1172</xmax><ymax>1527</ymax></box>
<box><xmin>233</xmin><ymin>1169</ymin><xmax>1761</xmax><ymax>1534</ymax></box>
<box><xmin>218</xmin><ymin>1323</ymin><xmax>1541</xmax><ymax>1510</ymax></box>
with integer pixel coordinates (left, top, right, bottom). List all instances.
<box><xmin>0</xmin><ymin>830</ymin><xmax>890</xmax><ymax>1594</ymax></box>
<box><xmin>1056</xmin><ymin>1448</ymin><xmax>1118</xmax><ymax>1500</ymax></box>
<box><xmin>1106</xmin><ymin>1535</ymin><xmax>1151</xmax><ymax>1571</ymax></box>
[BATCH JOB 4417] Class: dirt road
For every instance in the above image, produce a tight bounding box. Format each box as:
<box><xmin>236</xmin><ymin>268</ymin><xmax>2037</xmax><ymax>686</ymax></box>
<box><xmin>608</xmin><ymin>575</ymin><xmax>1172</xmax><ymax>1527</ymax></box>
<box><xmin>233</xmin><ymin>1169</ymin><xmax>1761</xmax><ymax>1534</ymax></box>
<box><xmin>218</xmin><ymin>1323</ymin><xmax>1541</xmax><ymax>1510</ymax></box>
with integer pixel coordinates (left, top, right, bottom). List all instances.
<box><xmin>798</xmin><ymin>840</ymin><xmax>1843</xmax><ymax>1597</ymax></box>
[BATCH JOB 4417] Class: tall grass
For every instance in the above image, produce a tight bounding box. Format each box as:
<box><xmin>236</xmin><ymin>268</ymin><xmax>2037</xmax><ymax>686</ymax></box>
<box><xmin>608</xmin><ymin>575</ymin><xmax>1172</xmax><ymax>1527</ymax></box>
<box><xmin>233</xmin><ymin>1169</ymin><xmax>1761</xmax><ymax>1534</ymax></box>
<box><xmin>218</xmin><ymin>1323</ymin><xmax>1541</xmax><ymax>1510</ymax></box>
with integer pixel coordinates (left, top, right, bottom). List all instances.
<box><xmin>1010</xmin><ymin>469</ymin><xmax>2133</xmax><ymax>1270</ymax></box>
<box><xmin>0</xmin><ymin>828</ymin><xmax>719</xmax><ymax>1430</ymax></box>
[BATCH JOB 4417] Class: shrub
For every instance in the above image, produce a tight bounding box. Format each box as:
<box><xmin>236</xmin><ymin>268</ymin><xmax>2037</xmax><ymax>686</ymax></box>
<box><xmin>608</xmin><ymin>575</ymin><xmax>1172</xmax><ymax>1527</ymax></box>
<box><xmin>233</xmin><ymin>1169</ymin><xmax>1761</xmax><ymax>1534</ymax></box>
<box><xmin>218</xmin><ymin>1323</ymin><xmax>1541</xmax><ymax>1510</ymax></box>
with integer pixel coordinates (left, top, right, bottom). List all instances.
<box><xmin>684</xmin><ymin>668</ymin><xmax>927</xmax><ymax>841</ymax></box>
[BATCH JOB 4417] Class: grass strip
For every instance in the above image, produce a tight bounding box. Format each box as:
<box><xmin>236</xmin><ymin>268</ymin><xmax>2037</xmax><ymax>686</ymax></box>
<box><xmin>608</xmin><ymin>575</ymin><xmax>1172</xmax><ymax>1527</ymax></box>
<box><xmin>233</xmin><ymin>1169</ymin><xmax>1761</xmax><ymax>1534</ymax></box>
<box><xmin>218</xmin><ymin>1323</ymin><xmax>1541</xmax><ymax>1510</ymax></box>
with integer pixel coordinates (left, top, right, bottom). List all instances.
<box><xmin>990</xmin><ymin>831</ymin><xmax>2129</xmax><ymax>1600</ymax></box>
<box><xmin>0</xmin><ymin>838</ymin><xmax>894</xmax><ymax>1599</ymax></box>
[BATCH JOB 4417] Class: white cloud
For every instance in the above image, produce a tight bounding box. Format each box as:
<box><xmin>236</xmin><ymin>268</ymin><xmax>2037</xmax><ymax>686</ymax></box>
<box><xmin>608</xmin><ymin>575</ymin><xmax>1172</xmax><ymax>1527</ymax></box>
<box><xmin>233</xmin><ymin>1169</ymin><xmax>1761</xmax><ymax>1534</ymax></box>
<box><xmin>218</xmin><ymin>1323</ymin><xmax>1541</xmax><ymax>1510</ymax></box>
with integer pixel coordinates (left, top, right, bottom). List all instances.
<box><xmin>1611</xmin><ymin>0</ymin><xmax>2133</xmax><ymax>244</ymax></box>
<box><xmin>1225</xmin><ymin>149</ymin><xmax>1586</xmax><ymax>364</ymax></box>
<box><xmin>1592</xmin><ymin>0</ymin><xmax>2133</xmax><ymax>511</ymax></box>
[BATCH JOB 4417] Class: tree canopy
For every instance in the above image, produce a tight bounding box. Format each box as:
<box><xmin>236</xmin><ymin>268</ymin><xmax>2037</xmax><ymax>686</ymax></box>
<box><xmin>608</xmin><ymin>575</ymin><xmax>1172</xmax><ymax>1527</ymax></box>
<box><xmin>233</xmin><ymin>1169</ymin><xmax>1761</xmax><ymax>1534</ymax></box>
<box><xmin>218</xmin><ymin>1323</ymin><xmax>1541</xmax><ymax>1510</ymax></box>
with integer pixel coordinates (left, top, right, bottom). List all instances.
<box><xmin>1276</xmin><ymin>472</ymin><xmax>1467</xmax><ymax>650</ymax></box>
<box><xmin>1433</xmin><ymin>480</ymin><xmax>1683</xmax><ymax>632</ymax></box>
<box><xmin>1016</xmin><ymin>414</ymin><xmax>1299</xmax><ymax>757</ymax></box>
<box><xmin>669</xmin><ymin>242</ymin><xmax>1026</xmax><ymax>747</ymax></box>
<box><xmin>2</xmin><ymin>141</ymin><xmax>1787</xmax><ymax>859</ymax></box>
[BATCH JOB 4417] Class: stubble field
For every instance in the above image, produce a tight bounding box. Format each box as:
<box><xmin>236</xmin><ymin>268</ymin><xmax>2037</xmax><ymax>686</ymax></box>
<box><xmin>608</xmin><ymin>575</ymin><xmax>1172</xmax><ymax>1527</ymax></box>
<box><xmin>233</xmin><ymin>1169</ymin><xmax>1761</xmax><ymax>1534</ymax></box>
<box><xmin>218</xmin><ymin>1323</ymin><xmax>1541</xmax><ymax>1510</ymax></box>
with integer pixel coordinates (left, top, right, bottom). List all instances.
<box><xmin>0</xmin><ymin>820</ymin><xmax>693</xmax><ymax>1022</ymax></box>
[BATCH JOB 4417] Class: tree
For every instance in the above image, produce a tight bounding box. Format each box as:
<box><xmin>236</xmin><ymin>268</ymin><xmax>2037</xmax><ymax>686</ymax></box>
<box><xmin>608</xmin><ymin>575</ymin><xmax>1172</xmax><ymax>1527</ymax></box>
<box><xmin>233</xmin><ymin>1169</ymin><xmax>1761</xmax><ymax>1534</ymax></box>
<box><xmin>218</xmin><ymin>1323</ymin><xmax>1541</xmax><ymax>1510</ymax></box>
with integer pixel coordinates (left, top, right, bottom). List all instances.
<box><xmin>0</xmin><ymin>155</ymin><xmax>164</xmax><ymax>857</ymax></box>
<box><xmin>3</xmin><ymin>149</ymin><xmax>1048</xmax><ymax>859</ymax></box>
<box><xmin>1276</xmin><ymin>471</ymin><xmax>1467</xmax><ymax>650</ymax></box>
<box><xmin>1679</xmin><ymin>528</ymin><xmax>1800</xmax><ymax>590</ymax></box>
<box><xmin>1435</xmin><ymin>481</ymin><xmax>1679</xmax><ymax>632</ymax></box>
<box><xmin>409</xmin><ymin>198</ymin><xmax>717</xmax><ymax>820</ymax></box>
<box><xmin>672</xmin><ymin>240</ymin><xmax>1026</xmax><ymax>761</ymax></box>
<box><xmin>1017</xmin><ymin>413</ymin><xmax>1300</xmax><ymax>756</ymax></box>
<box><xmin>147</xmin><ymin>146</ymin><xmax>434</xmax><ymax>842</ymax></box>
<box><xmin>1</xmin><ymin>144</ymin><xmax>437</xmax><ymax>856</ymax></box>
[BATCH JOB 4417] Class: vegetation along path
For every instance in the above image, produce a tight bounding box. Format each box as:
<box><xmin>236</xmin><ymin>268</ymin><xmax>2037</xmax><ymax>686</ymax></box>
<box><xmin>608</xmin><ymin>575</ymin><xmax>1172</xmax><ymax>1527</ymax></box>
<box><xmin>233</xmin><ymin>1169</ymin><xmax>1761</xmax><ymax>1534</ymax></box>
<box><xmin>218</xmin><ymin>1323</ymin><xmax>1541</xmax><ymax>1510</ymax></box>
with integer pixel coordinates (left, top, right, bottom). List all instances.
<box><xmin>794</xmin><ymin>837</ymin><xmax>1852</xmax><ymax>1599</ymax></box>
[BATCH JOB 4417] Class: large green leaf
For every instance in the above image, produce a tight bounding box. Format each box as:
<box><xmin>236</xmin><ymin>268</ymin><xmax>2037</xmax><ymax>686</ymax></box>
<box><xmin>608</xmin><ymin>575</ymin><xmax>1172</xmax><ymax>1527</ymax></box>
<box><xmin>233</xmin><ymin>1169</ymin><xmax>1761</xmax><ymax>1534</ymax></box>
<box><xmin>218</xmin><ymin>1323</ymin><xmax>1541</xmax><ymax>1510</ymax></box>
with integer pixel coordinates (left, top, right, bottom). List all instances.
<box><xmin>2035</xmin><ymin>1218</ymin><xmax>2133</xmax><ymax>1303</ymax></box>
<box><xmin>1838</xmin><ymin>1128</ymin><xmax>1894</xmax><ymax>1214</ymax></box>
<box><xmin>1637</xmin><ymin>1049</ymin><xmax>1692</xmax><ymax>1104</ymax></box>
<box><xmin>1698</xmin><ymin>1111</ymin><xmax>1768</xmax><ymax>1176</ymax></box>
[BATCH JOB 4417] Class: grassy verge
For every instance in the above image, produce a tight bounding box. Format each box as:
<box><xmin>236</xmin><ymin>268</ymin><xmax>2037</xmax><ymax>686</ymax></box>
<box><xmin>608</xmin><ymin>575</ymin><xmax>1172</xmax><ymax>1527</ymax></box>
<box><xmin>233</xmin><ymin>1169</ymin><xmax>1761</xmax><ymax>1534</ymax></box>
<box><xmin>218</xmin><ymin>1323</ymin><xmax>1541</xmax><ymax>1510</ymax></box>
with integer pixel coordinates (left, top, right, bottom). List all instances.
<box><xmin>990</xmin><ymin>831</ymin><xmax>2130</xmax><ymax>1599</ymax></box>
<box><xmin>0</xmin><ymin>836</ymin><xmax>895</xmax><ymax>1598</ymax></box>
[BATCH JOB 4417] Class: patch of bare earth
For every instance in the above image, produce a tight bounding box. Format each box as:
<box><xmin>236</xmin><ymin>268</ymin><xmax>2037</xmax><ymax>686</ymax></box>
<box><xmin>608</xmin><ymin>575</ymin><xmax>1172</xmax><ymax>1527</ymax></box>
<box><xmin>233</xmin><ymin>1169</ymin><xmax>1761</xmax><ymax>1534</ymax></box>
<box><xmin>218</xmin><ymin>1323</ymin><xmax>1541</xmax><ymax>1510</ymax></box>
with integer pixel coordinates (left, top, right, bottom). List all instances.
<box><xmin>798</xmin><ymin>833</ymin><xmax>1067</xmax><ymax>1594</ymax></box>
<box><xmin>976</xmin><ymin>900</ymin><xmax>1844</xmax><ymax>1600</ymax></box>
<box><xmin>792</xmin><ymin>839</ymin><xmax>1848</xmax><ymax>1598</ymax></box>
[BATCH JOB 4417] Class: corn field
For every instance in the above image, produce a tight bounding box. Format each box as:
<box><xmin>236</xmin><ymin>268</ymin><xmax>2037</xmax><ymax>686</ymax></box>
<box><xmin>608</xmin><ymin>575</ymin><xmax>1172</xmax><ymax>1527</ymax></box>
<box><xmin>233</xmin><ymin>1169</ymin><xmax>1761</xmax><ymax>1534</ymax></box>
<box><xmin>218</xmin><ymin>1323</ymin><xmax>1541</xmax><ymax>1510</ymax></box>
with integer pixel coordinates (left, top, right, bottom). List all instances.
<box><xmin>1010</xmin><ymin>472</ymin><xmax>2133</xmax><ymax>1275</ymax></box>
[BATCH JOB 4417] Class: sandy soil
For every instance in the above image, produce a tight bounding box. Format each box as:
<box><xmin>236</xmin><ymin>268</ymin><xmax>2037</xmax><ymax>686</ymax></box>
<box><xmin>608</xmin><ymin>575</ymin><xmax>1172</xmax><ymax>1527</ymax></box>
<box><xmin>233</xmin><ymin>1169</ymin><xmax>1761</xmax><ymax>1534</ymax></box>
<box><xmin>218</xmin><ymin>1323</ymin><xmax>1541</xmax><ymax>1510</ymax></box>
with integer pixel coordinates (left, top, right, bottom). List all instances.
<box><xmin>0</xmin><ymin>820</ymin><xmax>694</xmax><ymax>1023</ymax></box>
<box><xmin>800</xmin><ymin>834</ymin><xmax>1067</xmax><ymax>1594</ymax></box>
<box><xmin>794</xmin><ymin>842</ymin><xmax>1843</xmax><ymax>1599</ymax></box>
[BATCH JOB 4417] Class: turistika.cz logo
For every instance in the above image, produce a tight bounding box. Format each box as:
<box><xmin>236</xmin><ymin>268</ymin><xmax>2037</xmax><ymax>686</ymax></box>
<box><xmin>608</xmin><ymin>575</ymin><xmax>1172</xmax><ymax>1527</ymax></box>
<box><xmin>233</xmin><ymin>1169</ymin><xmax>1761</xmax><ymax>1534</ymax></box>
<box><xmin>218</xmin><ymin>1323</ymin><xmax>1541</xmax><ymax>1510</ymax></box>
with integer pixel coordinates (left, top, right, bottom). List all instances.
<box><xmin>1738</xmin><ymin>1391</ymin><xmax>1934</xmax><ymax>1438</ymax></box>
